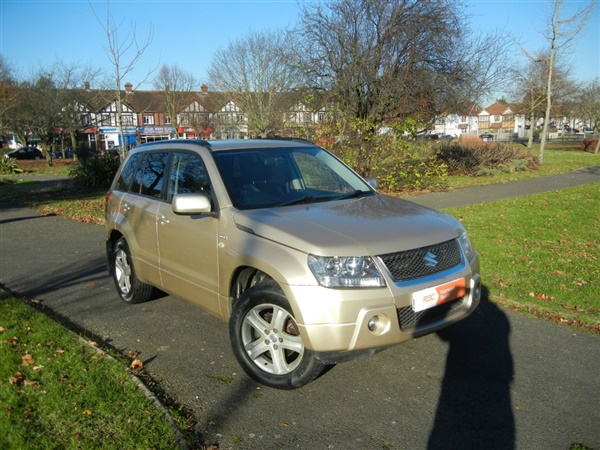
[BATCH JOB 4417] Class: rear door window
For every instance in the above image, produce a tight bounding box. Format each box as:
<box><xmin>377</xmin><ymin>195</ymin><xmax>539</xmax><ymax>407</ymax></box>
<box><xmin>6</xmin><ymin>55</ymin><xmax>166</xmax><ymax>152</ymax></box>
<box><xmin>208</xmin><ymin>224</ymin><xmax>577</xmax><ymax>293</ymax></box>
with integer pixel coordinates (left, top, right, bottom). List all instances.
<box><xmin>131</xmin><ymin>152</ymin><xmax>170</xmax><ymax>199</ymax></box>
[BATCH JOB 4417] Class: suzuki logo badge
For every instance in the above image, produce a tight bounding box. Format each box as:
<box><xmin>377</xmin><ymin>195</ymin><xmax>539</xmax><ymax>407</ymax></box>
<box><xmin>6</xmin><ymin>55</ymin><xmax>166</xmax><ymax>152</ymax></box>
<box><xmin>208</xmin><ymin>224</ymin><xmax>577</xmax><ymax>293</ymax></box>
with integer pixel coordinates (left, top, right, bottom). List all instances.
<box><xmin>424</xmin><ymin>251</ymin><xmax>439</xmax><ymax>268</ymax></box>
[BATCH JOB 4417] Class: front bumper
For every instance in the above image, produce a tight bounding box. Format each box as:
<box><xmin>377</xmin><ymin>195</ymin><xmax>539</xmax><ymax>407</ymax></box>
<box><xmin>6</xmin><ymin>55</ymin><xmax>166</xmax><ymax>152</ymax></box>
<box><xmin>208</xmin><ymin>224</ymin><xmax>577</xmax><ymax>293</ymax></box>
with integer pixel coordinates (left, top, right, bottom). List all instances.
<box><xmin>285</xmin><ymin>259</ymin><xmax>481</xmax><ymax>356</ymax></box>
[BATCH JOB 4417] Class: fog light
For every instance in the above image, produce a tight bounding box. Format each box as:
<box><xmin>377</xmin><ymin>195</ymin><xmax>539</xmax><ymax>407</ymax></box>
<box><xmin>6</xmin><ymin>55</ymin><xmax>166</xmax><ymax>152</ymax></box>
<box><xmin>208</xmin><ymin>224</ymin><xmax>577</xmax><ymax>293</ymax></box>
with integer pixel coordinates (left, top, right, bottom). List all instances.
<box><xmin>474</xmin><ymin>280</ymin><xmax>482</xmax><ymax>302</ymax></box>
<box><xmin>367</xmin><ymin>316</ymin><xmax>379</xmax><ymax>332</ymax></box>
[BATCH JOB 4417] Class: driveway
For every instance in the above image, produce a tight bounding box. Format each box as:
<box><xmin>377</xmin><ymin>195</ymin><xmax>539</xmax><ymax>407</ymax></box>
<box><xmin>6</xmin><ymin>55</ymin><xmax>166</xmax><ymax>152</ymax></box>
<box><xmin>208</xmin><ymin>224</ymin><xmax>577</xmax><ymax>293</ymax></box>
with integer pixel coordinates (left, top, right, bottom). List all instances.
<box><xmin>1</xmin><ymin>170</ymin><xmax>599</xmax><ymax>449</ymax></box>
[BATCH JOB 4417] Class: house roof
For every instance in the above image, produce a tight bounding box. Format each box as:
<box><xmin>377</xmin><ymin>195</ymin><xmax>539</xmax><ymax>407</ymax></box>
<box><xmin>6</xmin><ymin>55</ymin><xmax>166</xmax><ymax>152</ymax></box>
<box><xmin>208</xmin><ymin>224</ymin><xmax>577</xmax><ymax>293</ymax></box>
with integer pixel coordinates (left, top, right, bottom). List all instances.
<box><xmin>480</xmin><ymin>101</ymin><xmax>514</xmax><ymax>116</ymax></box>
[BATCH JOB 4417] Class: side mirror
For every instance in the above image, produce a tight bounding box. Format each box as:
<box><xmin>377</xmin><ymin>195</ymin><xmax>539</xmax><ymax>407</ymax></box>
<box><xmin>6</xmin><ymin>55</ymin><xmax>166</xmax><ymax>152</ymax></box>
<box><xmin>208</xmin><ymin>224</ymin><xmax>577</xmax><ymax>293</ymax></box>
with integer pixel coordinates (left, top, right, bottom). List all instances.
<box><xmin>172</xmin><ymin>193</ymin><xmax>213</xmax><ymax>215</ymax></box>
<box><xmin>367</xmin><ymin>178</ymin><xmax>378</xmax><ymax>190</ymax></box>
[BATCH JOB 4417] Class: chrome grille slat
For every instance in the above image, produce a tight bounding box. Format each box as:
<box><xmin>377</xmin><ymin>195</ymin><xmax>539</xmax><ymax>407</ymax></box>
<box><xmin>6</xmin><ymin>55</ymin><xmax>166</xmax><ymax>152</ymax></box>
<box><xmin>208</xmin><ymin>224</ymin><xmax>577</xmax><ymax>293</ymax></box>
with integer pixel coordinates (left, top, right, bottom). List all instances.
<box><xmin>379</xmin><ymin>239</ymin><xmax>462</xmax><ymax>282</ymax></box>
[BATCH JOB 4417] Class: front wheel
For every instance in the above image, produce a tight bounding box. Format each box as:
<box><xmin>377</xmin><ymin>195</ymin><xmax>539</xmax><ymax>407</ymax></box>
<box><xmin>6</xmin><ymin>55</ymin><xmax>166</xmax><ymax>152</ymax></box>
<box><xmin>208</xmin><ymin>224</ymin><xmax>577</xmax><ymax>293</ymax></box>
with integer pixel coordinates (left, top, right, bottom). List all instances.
<box><xmin>112</xmin><ymin>237</ymin><xmax>154</xmax><ymax>304</ymax></box>
<box><xmin>229</xmin><ymin>283</ymin><xmax>327</xmax><ymax>389</ymax></box>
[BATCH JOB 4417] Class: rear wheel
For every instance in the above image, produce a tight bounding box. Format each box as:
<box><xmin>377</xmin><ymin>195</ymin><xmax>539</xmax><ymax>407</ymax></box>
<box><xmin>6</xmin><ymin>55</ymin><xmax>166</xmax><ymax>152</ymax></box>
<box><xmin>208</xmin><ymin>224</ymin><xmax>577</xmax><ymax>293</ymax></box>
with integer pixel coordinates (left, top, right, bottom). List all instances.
<box><xmin>229</xmin><ymin>282</ymin><xmax>327</xmax><ymax>389</ymax></box>
<box><xmin>112</xmin><ymin>237</ymin><xmax>153</xmax><ymax>304</ymax></box>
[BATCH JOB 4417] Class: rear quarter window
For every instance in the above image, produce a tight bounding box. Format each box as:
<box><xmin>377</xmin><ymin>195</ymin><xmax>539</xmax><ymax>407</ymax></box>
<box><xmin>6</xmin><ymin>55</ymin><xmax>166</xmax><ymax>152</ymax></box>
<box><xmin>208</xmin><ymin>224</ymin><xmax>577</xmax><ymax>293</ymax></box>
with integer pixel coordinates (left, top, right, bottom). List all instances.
<box><xmin>114</xmin><ymin>153</ymin><xmax>142</xmax><ymax>191</ymax></box>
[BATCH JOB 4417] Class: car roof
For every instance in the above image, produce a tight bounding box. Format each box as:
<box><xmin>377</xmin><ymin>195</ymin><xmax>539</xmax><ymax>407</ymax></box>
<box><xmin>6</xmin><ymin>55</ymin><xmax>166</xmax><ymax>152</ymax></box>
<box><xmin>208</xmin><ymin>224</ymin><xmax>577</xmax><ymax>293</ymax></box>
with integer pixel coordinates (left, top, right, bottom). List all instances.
<box><xmin>130</xmin><ymin>138</ymin><xmax>317</xmax><ymax>154</ymax></box>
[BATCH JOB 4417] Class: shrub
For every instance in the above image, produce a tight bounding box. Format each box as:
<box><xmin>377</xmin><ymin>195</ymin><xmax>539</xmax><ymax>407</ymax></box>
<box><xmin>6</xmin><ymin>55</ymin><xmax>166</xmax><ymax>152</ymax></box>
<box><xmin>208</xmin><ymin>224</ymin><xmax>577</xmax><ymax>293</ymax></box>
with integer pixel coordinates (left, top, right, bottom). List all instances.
<box><xmin>437</xmin><ymin>136</ymin><xmax>538</xmax><ymax>176</ymax></box>
<box><xmin>580</xmin><ymin>138</ymin><xmax>598</xmax><ymax>153</ymax></box>
<box><xmin>69</xmin><ymin>152</ymin><xmax>120</xmax><ymax>188</ymax></box>
<box><xmin>371</xmin><ymin>139</ymin><xmax>447</xmax><ymax>192</ymax></box>
<box><xmin>0</xmin><ymin>157</ymin><xmax>22</xmax><ymax>175</ymax></box>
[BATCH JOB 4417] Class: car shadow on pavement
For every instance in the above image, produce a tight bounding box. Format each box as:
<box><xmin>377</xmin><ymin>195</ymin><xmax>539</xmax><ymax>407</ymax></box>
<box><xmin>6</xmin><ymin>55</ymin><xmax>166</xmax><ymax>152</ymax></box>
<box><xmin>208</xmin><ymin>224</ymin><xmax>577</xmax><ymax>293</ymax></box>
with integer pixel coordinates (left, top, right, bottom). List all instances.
<box><xmin>428</xmin><ymin>286</ymin><xmax>515</xmax><ymax>450</ymax></box>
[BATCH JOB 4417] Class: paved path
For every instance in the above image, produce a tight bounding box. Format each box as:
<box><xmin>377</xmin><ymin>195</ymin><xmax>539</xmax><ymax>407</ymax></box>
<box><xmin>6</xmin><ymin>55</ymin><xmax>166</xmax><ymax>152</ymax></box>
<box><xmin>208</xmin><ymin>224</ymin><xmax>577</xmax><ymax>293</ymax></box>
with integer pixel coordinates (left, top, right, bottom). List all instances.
<box><xmin>1</xmin><ymin>168</ymin><xmax>599</xmax><ymax>449</ymax></box>
<box><xmin>403</xmin><ymin>165</ymin><xmax>600</xmax><ymax>209</ymax></box>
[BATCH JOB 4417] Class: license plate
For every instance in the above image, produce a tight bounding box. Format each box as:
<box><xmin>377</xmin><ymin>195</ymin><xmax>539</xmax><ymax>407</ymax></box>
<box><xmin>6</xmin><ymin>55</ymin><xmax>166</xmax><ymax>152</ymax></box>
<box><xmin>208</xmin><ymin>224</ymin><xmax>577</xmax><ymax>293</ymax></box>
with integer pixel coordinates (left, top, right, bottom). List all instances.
<box><xmin>412</xmin><ymin>278</ymin><xmax>467</xmax><ymax>312</ymax></box>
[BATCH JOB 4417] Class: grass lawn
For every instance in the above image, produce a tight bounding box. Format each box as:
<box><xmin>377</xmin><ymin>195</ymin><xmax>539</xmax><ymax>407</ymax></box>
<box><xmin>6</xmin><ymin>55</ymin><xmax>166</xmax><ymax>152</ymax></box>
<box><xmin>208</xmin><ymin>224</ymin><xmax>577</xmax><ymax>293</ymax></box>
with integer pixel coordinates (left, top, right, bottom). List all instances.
<box><xmin>446</xmin><ymin>182</ymin><xmax>600</xmax><ymax>334</ymax></box>
<box><xmin>0</xmin><ymin>293</ymin><xmax>186</xmax><ymax>449</ymax></box>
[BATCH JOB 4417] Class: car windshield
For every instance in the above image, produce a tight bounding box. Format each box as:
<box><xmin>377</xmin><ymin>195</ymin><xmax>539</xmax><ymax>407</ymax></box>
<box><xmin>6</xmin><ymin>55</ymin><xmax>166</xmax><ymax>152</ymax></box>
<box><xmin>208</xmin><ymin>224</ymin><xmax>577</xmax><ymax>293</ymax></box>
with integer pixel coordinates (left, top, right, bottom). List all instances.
<box><xmin>212</xmin><ymin>146</ymin><xmax>374</xmax><ymax>210</ymax></box>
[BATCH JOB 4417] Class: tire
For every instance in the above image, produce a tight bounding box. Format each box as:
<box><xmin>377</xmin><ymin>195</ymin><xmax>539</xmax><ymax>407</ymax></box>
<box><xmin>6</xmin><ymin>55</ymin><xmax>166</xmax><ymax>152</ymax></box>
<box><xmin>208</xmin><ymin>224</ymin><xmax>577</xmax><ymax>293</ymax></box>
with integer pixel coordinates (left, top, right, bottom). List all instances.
<box><xmin>229</xmin><ymin>282</ymin><xmax>327</xmax><ymax>389</ymax></box>
<box><xmin>112</xmin><ymin>237</ymin><xmax>154</xmax><ymax>304</ymax></box>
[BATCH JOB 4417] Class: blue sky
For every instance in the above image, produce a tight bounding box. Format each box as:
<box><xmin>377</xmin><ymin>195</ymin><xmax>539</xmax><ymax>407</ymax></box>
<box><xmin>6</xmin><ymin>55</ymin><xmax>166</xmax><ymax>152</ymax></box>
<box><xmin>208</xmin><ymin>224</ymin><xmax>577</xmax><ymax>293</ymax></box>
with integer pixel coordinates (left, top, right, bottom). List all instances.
<box><xmin>1</xmin><ymin>0</ymin><xmax>598</xmax><ymax>103</ymax></box>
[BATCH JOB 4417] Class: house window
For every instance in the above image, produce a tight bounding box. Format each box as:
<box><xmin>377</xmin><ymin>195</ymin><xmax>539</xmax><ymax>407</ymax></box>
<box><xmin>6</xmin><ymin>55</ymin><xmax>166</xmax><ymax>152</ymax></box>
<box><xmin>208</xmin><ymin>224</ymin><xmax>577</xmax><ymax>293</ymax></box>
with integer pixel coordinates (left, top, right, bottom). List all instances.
<box><xmin>122</xmin><ymin>115</ymin><xmax>134</xmax><ymax>125</ymax></box>
<box><xmin>143</xmin><ymin>115</ymin><xmax>154</xmax><ymax>125</ymax></box>
<box><xmin>460</xmin><ymin>116</ymin><xmax>467</xmax><ymax>122</ymax></box>
<box><xmin>165</xmin><ymin>115</ymin><xmax>171</xmax><ymax>125</ymax></box>
<box><xmin>493</xmin><ymin>115</ymin><xmax>502</xmax><ymax>122</ymax></box>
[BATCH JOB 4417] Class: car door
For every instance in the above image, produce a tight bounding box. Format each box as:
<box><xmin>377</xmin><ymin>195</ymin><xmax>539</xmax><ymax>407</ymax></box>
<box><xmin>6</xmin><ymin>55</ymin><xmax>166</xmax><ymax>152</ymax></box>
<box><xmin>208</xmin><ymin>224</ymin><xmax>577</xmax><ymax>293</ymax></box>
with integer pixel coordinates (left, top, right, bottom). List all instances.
<box><xmin>156</xmin><ymin>150</ymin><xmax>220</xmax><ymax>316</ymax></box>
<box><xmin>120</xmin><ymin>151</ymin><xmax>170</xmax><ymax>284</ymax></box>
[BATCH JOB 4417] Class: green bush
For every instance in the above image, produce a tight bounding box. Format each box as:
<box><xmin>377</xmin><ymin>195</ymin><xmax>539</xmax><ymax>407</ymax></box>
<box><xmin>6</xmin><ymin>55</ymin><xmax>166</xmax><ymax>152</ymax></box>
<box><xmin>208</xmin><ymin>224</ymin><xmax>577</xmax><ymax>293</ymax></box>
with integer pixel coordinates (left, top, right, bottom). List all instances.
<box><xmin>371</xmin><ymin>139</ymin><xmax>447</xmax><ymax>192</ymax></box>
<box><xmin>317</xmin><ymin>123</ymin><xmax>448</xmax><ymax>192</ymax></box>
<box><xmin>0</xmin><ymin>157</ymin><xmax>22</xmax><ymax>175</ymax></box>
<box><xmin>69</xmin><ymin>152</ymin><xmax>120</xmax><ymax>189</ymax></box>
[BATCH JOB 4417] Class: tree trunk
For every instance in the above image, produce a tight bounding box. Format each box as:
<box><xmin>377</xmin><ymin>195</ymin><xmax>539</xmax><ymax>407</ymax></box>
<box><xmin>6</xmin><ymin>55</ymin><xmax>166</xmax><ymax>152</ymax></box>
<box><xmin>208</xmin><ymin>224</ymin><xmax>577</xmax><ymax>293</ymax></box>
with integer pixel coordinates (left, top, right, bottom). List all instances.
<box><xmin>539</xmin><ymin>0</ymin><xmax>562</xmax><ymax>164</ymax></box>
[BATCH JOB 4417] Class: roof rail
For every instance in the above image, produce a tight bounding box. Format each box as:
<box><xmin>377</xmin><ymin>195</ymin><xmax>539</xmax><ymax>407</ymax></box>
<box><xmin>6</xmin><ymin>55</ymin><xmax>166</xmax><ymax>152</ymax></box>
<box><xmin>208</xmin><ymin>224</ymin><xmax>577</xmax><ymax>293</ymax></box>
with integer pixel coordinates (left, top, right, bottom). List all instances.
<box><xmin>254</xmin><ymin>136</ymin><xmax>315</xmax><ymax>145</ymax></box>
<box><xmin>136</xmin><ymin>138</ymin><xmax>211</xmax><ymax>148</ymax></box>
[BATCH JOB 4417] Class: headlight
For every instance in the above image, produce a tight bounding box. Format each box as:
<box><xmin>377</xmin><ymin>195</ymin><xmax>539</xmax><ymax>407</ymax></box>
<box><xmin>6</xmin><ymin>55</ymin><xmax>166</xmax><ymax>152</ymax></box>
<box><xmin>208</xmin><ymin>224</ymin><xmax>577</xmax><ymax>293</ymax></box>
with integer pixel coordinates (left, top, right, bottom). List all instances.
<box><xmin>458</xmin><ymin>231</ymin><xmax>476</xmax><ymax>262</ymax></box>
<box><xmin>308</xmin><ymin>255</ymin><xmax>385</xmax><ymax>288</ymax></box>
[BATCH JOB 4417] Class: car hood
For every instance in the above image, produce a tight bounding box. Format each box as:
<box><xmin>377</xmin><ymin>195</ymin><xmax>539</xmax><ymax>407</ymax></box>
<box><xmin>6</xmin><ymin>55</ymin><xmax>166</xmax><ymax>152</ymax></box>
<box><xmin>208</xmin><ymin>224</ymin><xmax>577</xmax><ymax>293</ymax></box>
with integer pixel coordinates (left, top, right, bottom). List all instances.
<box><xmin>232</xmin><ymin>194</ymin><xmax>464</xmax><ymax>256</ymax></box>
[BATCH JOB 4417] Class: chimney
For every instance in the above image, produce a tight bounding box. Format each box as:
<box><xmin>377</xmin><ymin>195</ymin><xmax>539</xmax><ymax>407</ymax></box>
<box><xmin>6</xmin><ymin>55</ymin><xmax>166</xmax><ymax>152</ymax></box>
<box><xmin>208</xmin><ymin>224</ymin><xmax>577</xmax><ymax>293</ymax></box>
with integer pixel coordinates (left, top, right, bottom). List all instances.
<box><xmin>124</xmin><ymin>82</ymin><xmax>133</xmax><ymax>93</ymax></box>
<box><xmin>201</xmin><ymin>84</ymin><xmax>209</xmax><ymax>94</ymax></box>
<box><xmin>84</xmin><ymin>81</ymin><xmax>90</xmax><ymax>91</ymax></box>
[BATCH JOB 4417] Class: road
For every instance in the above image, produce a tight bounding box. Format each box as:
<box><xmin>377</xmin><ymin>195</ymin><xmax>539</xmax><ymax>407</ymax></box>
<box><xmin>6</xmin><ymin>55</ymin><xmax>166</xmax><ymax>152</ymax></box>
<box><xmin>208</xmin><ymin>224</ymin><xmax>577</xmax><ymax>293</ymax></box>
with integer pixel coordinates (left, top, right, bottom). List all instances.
<box><xmin>1</xmin><ymin>170</ymin><xmax>599</xmax><ymax>449</ymax></box>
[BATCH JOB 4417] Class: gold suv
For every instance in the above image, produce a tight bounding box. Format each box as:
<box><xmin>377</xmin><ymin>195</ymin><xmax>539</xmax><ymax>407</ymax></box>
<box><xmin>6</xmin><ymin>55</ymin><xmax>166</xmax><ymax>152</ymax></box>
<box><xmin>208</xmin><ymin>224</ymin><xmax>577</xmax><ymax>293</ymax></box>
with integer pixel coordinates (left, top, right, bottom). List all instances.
<box><xmin>105</xmin><ymin>139</ymin><xmax>481</xmax><ymax>389</ymax></box>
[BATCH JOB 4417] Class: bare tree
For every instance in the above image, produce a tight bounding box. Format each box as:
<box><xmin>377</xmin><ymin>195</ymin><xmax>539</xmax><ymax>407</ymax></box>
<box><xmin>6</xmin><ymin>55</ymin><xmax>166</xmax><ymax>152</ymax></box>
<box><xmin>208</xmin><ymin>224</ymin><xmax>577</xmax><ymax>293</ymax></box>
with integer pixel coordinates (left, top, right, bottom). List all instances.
<box><xmin>207</xmin><ymin>29</ymin><xmax>302</xmax><ymax>137</ymax></box>
<box><xmin>0</xmin><ymin>55</ymin><xmax>19</xmax><ymax>130</ymax></box>
<box><xmin>576</xmin><ymin>78</ymin><xmax>600</xmax><ymax>154</ymax></box>
<box><xmin>293</xmin><ymin>0</ymin><xmax>511</xmax><ymax>134</ymax></box>
<box><xmin>523</xmin><ymin>0</ymin><xmax>594</xmax><ymax>163</ymax></box>
<box><xmin>12</xmin><ymin>70</ymin><xmax>65</xmax><ymax>164</ymax></box>
<box><xmin>153</xmin><ymin>64</ymin><xmax>198</xmax><ymax>137</ymax></box>
<box><xmin>90</xmin><ymin>0</ymin><xmax>155</xmax><ymax>159</ymax></box>
<box><xmin>512</xmin><ymin>54</ymin><xmax>575</xmax><ymax>147</ymax></box>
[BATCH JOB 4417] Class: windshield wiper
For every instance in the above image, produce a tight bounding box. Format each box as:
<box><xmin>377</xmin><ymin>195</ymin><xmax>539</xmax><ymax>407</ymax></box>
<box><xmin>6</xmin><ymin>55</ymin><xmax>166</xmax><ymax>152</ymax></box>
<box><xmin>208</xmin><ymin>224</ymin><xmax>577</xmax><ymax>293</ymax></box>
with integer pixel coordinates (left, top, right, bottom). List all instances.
<box><xmin>335</xmin><ymin>190</ymin><xmax>373</xmax><ymax>200</ymax></box>
<box><xmin>276</xmin><ymin>196</ymin><xmax>317</xmax><ymax>207</ymax></box>
<box><xmin>276</xmin><ymin>194</ymin><xmax>339</xmax><ymax>207</ymax></box>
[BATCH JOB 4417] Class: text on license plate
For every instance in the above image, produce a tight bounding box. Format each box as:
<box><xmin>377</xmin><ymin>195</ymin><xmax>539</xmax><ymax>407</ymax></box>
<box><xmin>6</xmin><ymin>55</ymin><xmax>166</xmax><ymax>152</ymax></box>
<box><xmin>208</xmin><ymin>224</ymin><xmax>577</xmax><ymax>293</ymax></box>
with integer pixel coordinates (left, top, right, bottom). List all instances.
<box><xmin>412</xmin><ymin>278</ymin><xmax>467</xmax><ymax>312</ymax></box>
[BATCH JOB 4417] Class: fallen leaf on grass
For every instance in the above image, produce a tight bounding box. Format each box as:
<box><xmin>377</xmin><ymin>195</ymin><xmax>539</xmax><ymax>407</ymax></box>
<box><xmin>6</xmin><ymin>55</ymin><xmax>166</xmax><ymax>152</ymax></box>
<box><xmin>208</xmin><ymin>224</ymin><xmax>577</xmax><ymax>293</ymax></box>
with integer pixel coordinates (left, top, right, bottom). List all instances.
<box><xmin>550</xmin><ymin>270</ymin><xmax>566</xmax><ymax>275</ymax></box>
<box><xmin>529</xmin><ymin>292</ymin><xmax>552</xmax><ymax>300</ymax></box>
<box><xmin>9</xmin><ymin>372</ymin><xmax>25</xmax><ymax>385</ymax></box>
<box><xmin>21</xmin><ymin>354</ymin><xmax>35</xmax><ymax>365</ymax></box>
<box><xmin>0</xmin><ymin>326</ymin><xmax>6</xmax><ymax>332</ymax></box>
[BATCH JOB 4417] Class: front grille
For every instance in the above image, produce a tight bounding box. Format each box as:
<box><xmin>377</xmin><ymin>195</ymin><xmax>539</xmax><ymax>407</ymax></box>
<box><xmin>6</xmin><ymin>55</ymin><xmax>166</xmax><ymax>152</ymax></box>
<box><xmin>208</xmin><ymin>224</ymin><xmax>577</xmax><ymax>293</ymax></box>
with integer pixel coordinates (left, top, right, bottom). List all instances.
<box><xmin>397</xmin><ymin>297</ymin><xmax>465</xmax><ymax>330</ymax></box>
<box><xmin>378</xmin><ymin>239</ymin><xmax>462</xmax><ymax>282</ymax></box>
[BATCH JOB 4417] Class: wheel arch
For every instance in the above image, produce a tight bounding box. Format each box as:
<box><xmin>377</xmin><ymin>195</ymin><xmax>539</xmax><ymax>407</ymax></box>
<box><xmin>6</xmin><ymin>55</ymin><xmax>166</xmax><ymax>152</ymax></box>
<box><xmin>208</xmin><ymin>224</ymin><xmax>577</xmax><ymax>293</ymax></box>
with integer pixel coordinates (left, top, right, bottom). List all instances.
<box><xmin>105</xmin><ymin>229</ymin><xmax>124</xmax><ymax>274</ymax></box>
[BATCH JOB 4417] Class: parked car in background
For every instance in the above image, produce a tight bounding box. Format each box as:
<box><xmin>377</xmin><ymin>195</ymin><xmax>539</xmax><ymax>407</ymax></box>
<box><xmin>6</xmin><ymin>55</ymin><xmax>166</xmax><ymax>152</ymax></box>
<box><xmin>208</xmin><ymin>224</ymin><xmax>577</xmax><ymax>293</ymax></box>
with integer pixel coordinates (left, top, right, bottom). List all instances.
<box><xmin>105</xmin><ymin>138</ymin><xmax>481</xmax><ymax>389</ymax></box>
<box><xmin>4</xmin><ymin>146</ymin><xmax>43</xmax><ymax>160</ymax></box>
